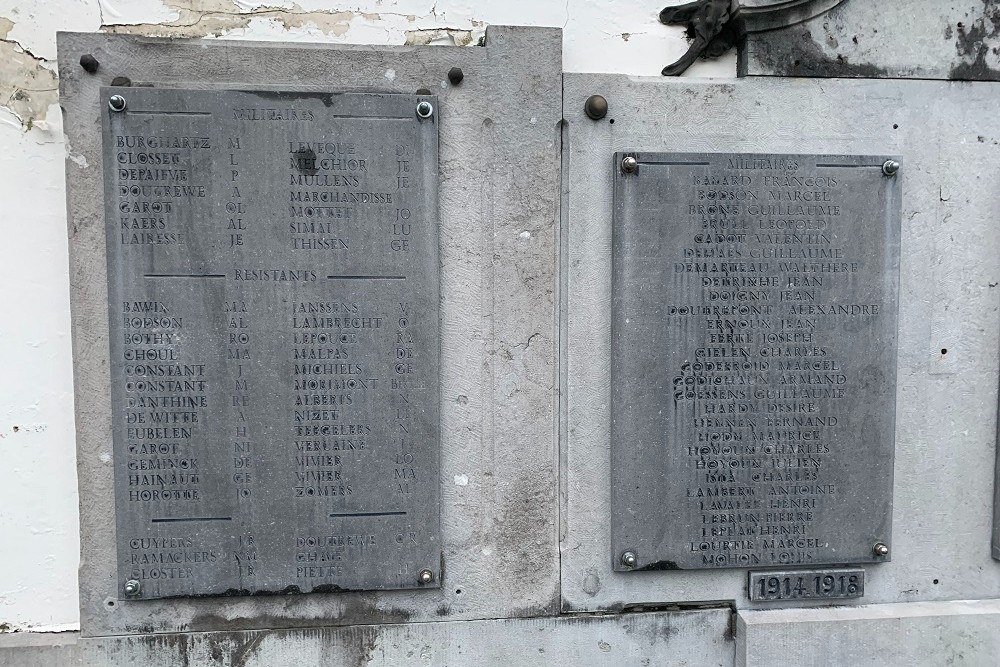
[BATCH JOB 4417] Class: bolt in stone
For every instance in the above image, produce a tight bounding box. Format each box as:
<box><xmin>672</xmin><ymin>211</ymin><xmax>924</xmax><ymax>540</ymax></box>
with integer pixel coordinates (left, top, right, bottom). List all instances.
<box><xmin>584</xmin><ymin>94</ymin><xmax>608</xmax><ymax>120</ymax></box>
<box><xmin>108</xmin><ymin>95</ymin><xmax>127</xmax><ymax>112</ymax></box>
<box><xmin>416</xmin><ymin>101</ymin><xmax>434</xmax><ymax>119</ymax></box>
<box><xmin>621</xmin><ymin>551</ymin><xmax>637</xmax><ymax>568</ymax></box>
<box><xmin>873</xmin><ymin>542</ymin><xmax>889</xmax><ymax>557</ymax></box>
<box><xmin>79</xmin><ymin>54</ymin><xmax>99</xmax><ymax>74</ymax></box>
<box><xmin>448</xmin><ymin>67</ymin><xmax>464</xmax><ymax>85</ymax></box>
<box><xmin>123</xmin><ymin>579</ymin><xmax>141</xmax><ymax>596</ymax></box>
<box><xmin>882</xmin><ymin>159</ymin><xmax>900</xmax><ymax>176</ymax></box>
<box><xmin>418</xmin><ymin>568</ymin><xmax>434</xmax><ymax>584</ymax></box>
<box><xmin>621</xmin><ymin>156</ymin><xmax>638</xmax><ymax>174</ymax></box>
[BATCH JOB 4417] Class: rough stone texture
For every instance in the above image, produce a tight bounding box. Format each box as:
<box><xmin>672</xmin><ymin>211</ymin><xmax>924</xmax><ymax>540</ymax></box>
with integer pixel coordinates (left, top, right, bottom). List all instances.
<box><xmin>1</xmin><ymin>609</ymin><xmax>734</xmax><ymax>666</ymax></box>
<box><xmin>58</xmin><ymin>27</ymin><xmax>561</xmax><ymax>636</ymax></box>
<box><xmin>740</xmin><ymin>0</ymin><xmax>1000</xmax><ymax>80</ymax></box>
<box><xmin>736</xmin><ymin>599</ymin><xmax>1000</xmax><ymax>666</ymax></box>
<box><xmin>563</xmin><ymin>73</ymin><xmax>1000</xmax><ymax>612</ymax></box>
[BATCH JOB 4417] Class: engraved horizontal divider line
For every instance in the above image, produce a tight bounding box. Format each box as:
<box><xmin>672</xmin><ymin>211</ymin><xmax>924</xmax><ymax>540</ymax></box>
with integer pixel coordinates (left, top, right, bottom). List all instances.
<box><xmin>150</xmin><ymin>517</ymin><xmax>233</xmax><ymax>523</ymax></box>
<box><xmin>636</xmin><ymin>160</ymin><xmax>711</xmax><ymax>166</ymax></box>
<box><xmin>326</xmin><ymin>275</ymin><xmax>407</xmax><ymax>280</ymax></box>
<box><xmin>125</xmin><ymin>111</ymin><xmax>213</xmax><ymax>116</ymax></box>
<box><xmin>144</xmin><ymin>274</ymin><xmax>226</xmax><ymax>278</ymax></box>
<box><xmin>329</xmin><ymin>511</ymin><xmax>408</xmax><ymax>518</ymax></box>
<box><xmin>814</xmin><ymin>163</ymin><xmax>885</xmax><ymax>168</ymax></box>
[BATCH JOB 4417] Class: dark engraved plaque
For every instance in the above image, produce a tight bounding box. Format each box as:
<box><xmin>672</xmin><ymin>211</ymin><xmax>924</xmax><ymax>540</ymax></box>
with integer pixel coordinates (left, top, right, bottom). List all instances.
<box><xmin>748</xmin><ymin>567</ymin><xmax>864</xmax><ymax>602</ymax></box>
<box><xmin>103</xmin><ymin>88</ymin><xmax>440</xmax><ymax>598</ymax></box>
<box><xmin>611</xmin><ymin>152</ymin><xmax>900</xmax><ymax>571</ymax></box>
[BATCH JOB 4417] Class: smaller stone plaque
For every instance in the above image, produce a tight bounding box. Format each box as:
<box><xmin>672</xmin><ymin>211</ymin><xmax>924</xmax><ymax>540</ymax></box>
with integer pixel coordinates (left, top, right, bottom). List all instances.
<box><xmin>611</xmin><ymin>152</ymin><xmax>900</xmax><ymax>571</ymax></box>
<box><xmin>748</xmin><ymin>567</ymin><xmax>865</xmax><ymax>602</ymax></box>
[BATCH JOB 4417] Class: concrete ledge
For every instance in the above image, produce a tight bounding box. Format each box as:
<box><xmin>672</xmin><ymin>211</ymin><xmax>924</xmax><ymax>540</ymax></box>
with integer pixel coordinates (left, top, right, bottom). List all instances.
<box><xmin>0</xmin><ymin>609</ymin><xmax>733</xmax><ymax>666</ymax></box>
<box><xmin>0</xmin><ymin>633</ymin><xmax>81</xmax><ymax>667</ymax></box>
<box><xmin>737</xmin><ymin>600</ymin><xmax>1000</xmax><ymax>666</ymax></box>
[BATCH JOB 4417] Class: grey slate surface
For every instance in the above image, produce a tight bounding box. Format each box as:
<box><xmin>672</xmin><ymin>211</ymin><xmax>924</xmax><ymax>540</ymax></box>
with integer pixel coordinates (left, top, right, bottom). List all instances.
<box><xmin>104</xmin><ymin>88</ymin><xmax>441</xmax><ymax>598</ymax></box>
<box><xmin>609</xmin><ymin>152</ymin><xmax>899</xmax><ymax>572</ymax></box>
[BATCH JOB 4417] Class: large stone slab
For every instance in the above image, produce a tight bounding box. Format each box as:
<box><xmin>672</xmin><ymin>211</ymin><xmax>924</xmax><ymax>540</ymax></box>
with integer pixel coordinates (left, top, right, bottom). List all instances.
<box><xmin>736</xmin><ymin>599</ymin><xmax>1000</xmax><ymax>666</ymax></box>
<box><xmin>104</xmin><ymin>88</ymin><xmax>441</xmax><ymax>599</ymax></box>
<box><xmin>59</xmin><ymin>26</ymin><xmax>561</xmax><ymax>636</ymax></box>
<box><xmin>562</xmin><ymin>73</ymin><xmax>1000</xmax><ymax>613</ymax></box>
<box><xmin>0</xmin><ymin>608</ymin><xmax>734</xmax><ymax>667</ymax></box>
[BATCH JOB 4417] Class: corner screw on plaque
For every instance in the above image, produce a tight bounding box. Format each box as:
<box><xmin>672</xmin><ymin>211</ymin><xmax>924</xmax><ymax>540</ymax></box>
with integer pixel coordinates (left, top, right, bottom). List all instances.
<box><xmin>108</xmin><ymin>94</ymin><xmax>127</xmax><ymax>112</ymax></box>
<box><xmin>873</xmin><ymin>542</ymin><xmax>890</xmax><ymax>557</ymax></box>
<box><xmin>448</xmin><ymin>67</ymin><xmax>464</xmax><ymax>85</ymax></box>
<box><xmin>123</xmin><ymin>579</ymin><xmax>141</xmax><ymax>596</ymax></box>
<box><xmin>882</xmin><ymin>159</ymin><xmax>900</xmax><ymax>176</ymax></box>
<box><xmin>621</xmin><ymin>156</ymin><xmax>638</xmax><ymax>174</ymax></box>
<box><xmin>620</xmin><ymin>551</ymin><xmax>637</xmax><ymax>568</ymax></box>
<box><xmin>584</xmin><ymin>94</ymin><xmax>608</xmax><ymax>120</ymax></box>
<box><xmin>418</xmin><ymin>569</ymin><xmax>434</xmax><ymax>584</ymax></box>
<box><xmin>416</xmin><ymin>100</ymin><xmax>434</xmax><ymax>119</ymax></box>
<box><xmin>79</xmin><ymin>54</ymin><xmax>99</xmax><ymax>74</ymax></box>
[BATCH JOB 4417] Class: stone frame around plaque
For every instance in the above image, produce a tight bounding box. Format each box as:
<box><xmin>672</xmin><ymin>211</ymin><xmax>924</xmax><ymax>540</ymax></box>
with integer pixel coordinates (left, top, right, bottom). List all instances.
<box><xmin>59</xmin><ymin>27</ymin><xmax>562</xmax><ymax>636</ymax></box>
<box><xmin>562</xmin><ymin>73</ymin><xmax>1000</xmax><ymax>613</ymax></box>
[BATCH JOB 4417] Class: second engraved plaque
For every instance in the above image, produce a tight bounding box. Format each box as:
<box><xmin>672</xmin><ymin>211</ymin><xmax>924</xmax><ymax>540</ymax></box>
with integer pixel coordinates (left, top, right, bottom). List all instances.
<box><xmin>611</xmin><ymin>153</ymin><xmax>900</xmax><ymax>571</ymax></box>
<box><xmin>105</xmin><ymin>88</ymin><xmax>439</xmax><ymax>598</ymax></box>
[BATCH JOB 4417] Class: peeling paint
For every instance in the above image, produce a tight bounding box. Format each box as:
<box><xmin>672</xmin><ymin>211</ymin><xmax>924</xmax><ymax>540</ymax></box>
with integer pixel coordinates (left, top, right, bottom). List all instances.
<box><xmin>404</xmin><ymin>28</ymin><xmax>474</xmax><ymax>46</ymax></box>
<box><xmin>101</xmin><ymin>2</ymin><xmax>359</xmax><ymax>39</ymax></box>
<box><xmin>0</xmin><ymin>39</ymin><xmax>58</xmax><ymax>130</ymax></box>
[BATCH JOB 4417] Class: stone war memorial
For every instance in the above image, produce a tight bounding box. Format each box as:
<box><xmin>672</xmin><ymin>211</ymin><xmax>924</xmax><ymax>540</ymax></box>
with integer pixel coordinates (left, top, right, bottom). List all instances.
<box><xmin>0</xmin><ymin>0</ymin><xmax>999</xmax><ymax>664</ymax></box>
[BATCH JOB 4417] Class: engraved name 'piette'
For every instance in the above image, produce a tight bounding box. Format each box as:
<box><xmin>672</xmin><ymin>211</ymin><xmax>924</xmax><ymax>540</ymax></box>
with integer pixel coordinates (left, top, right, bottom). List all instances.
<box><xmin>104</xmin><ymin>89</ymin><xmax>441</xmax><ymax>599</ymax></box>
<box><xmin>610</xmin><ymin>152</ymin><xmax>900</xmax><ymax>573</ymax></box>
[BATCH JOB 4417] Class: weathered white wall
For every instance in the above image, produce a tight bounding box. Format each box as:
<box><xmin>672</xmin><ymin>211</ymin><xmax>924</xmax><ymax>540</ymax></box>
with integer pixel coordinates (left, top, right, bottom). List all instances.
<box><xmin>0</xmin><ymin>0</ymin><xmax>734</xmax><ymax>633</ymax></box>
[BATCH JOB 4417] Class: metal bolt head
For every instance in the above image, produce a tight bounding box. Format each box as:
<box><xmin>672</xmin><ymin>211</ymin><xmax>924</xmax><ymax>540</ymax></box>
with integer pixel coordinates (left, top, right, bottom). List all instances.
<box><xmin>79</xmin><ymin>54</ymin><xmax>99</xmax><ymax>74</ymax></box>
<box><xmin>621</xmin><ymin>156</ymin><xmax>638</xmax><ymax>174</ymax></box>
<box><xmin>416</xmin><ymin>101</ymin><xmax>434</xmax><ymax>119</ymax></box>
<box><xmin>620</xmin><ymin>551</ymin><xmax>637</xmax><ymax>568</ymax></box>
<box><xmin>108</xmin><ymin>94</ymin><xmax>127</xmax><ymax>112</ymax></box>
<box><xmin>418</xmin><ymin>568</ymin><xmax>434</xmax><ymax>584</ymax></box>
<box><xmin>448</xmin><ymin>67</ymin><xmax>464</xmax><ymax>85</ymax></box>
<box><xmin>585</xmin><ymin>94</ymin><xmax>608</xmax><ymax>120</ymax></box>
<box><xmin>123</xmin><ymin>579</ymin><xmax>141</xmax><ymax>596</ymax></box>
<box><xmin>873</xmin><ymin>542</ymin><xmax>889</xmax><ymax>557</ymax></box>
<box><xmin>882</xmin><ymin>159</ymin><xmax>900</xmax><ymax>176</ymax></box>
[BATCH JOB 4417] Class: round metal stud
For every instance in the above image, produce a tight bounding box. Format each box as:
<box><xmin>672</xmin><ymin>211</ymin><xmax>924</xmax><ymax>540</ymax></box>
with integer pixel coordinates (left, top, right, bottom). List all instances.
<box><xmin>123</xmin><ymin>579</ymin><xmax>141</xmax><ymax>596</ymax></box>
<box><xmin>418</xmin><ymin>568</ymin><xmax>434</xmax><ymax>584</ymax></box>
<box><xmin>584</xmin><ymin>94</ymin><xmax>608</xmax><ymax>120</ymax></box>
<box><xmin>416</xmin><ymin>101</ymin><xmax>434</xmax><ymax>119</ymax></box>
<box><xmin>621</xmin><ymin>156</ymin><xmax>638</xmax><ymax>174</ymax></box>
<box><xmin>873</xmin><ymin>542</ymin><xmax>889</xmax><ymax>557</ymax></box>
<box><xmin>882</xmin><ymin>159</ymin><xmax>900</xmax><ymax>176</ymax></box>
<box><xmin>108</xmin><ymin>94</ymin><xmax>127</xmax><ymax>112</ymax></box>
<box><xmin>620</xmin><ymin>551</ymin><xmax>637</xmax><ymax>568</ymax></box>
<box><xmin>448</xmin><ymin>67</ymin><xmax>464</xmax><ymax>85</ymax></box>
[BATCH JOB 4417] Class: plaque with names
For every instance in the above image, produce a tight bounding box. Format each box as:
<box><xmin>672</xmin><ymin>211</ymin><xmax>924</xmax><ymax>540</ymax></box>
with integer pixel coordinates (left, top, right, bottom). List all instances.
<box><xmin>611</xmin><ymin>152</ymin><xmax>900</xmax><ymax>571</ymax></box>
<box><xmin>104</xmin><ymin>88</ymin><xmax>440</xmax><ymax>598</ymax></box>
